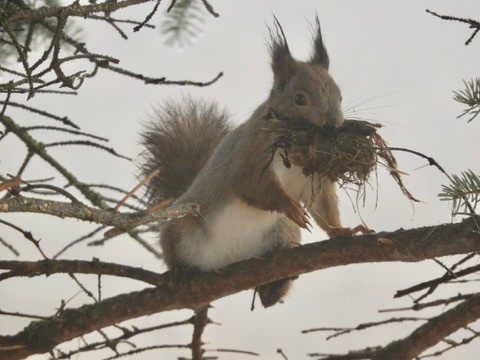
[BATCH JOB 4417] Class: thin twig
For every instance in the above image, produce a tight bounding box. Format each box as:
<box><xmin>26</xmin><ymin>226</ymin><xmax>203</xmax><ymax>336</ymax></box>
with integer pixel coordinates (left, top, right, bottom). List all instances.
<box><xmin>133</xmin><ymin>0</ymin><xmax>161</xmax><ymax>32</ymax></box>
<box><xmin>0</xmin><ymin>101</ymin><xmax>79</xmax><ymax>129</ymax></box>
<box><xmin>0</xmin><ymin>237</ymin><xmax>20</xmax><ymax>257</ymax></box>
<box><xmin>382</xmin><ymin>146</ymin><xmax>476</xmax><ymax>214</ymax></box>
<box><xmin>0</xmin><ymin>218</ymin><xmax>48</xmax><ymax>259</ymax></box>
<box><xmin>302</xmin><ymin>317</ymin><xmax>428</xmax><ymax>340</ymax></box>
<box><xmin>19</xmin><ymin>184</ymin><xmax>80</xmax><ymax>203</ymax></box>
<box><xmin>0</xmin><ymin>9</ymin><xmax>35</xmax><ymax>97</ymax></box>
<box><xmin>45</xmin><ymin>140</ymin><xmax>132</xmax><ymax>161</ymax></box>
<box><xmin>55</xmin><ymin>318</ymin><xmax>192</xmax><ymax>359</ymax></box>
<box><xmin>23</xmin><ymin>126</ymin><xmax>109</xmax><ymax>141</ymax></box>
<box><xmin>200</xmin><ymin>0</ymin><xmax>219</xmax><ymax>17</ymax></box>
<box><xmin>395</xmin><ymin>263</ymin><xmax>480</xmax><ymax>299</ymax></box>
<box><xmin>53</xmin><ymin>226</ymin><xmax>106</xmax><ymax>259</ymax></box>
<box><xmin>426</xmin><ymin>9</ymin><xmax>480</xmax><ymax>45</ymax></box>
<box><xmin>380</xmin><ymin>293</ymin><xmax>480</xmax><ymax>313</ymax></box>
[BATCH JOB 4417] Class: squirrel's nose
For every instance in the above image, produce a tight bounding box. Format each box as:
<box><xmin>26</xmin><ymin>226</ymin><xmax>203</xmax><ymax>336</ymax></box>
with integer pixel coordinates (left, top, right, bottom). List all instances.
<box><xmin>326</xmin><ymin>113</ymin><xmax>343</xmax><ymax>128</ymax></box>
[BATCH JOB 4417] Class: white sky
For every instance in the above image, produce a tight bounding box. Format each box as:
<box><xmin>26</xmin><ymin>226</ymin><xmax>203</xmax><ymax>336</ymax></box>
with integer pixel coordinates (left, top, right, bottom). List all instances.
<box><xmin>1</xmin><ymin>1</ymin><xmax>480</xmax><ymax>359</ymax></box>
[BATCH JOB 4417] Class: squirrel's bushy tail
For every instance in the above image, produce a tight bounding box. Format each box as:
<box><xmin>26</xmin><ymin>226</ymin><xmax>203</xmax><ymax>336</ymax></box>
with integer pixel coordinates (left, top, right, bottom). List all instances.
<box><xmin>139</xmin><ymin>97</ymin><xmax>231</xmax><ymax>204</ymax></box>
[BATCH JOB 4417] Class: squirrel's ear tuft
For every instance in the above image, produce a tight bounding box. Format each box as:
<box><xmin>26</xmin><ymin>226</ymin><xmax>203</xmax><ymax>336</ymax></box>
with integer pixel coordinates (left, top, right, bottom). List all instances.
<box><xmin>269</xmin><ymin>16</ymin><xmax>295</xmax><ymax>88</ymax></box>
<box><xmin>310</xmin><ymin>16</ymin><xmax>329</xmax><ymax>69</ymax></box>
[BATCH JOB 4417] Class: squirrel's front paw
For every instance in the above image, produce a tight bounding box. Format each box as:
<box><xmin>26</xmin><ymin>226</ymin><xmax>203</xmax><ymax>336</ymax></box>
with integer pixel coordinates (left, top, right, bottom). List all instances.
<box><xmin>328</xmin><ymin>224</ymin><xmax>373</xmax><ymax>237</ymax></box>
<box><xmin>283</xmin><ymin>198</ymin><xmax>311</xmax><ymax>229</ymax></box>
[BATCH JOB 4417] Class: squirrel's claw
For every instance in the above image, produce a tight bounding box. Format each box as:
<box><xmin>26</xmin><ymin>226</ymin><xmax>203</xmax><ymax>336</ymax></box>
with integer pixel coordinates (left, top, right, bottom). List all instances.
<box><xmin>284</xmin><ymin>199</ymin><xmax>310</xmax><ymax>229</ymax></box>
<box><xmin>328</xmin><ymin>224</ymin><xmax>373</xmax><ymax>237</ymax></box>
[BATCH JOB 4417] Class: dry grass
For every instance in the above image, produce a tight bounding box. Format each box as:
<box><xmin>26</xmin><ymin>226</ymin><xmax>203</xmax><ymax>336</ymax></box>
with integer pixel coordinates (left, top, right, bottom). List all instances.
<box><xmin>264</xmin><ymin>109</ymin><xmax>418</xmax><ymax>201</ymax></box>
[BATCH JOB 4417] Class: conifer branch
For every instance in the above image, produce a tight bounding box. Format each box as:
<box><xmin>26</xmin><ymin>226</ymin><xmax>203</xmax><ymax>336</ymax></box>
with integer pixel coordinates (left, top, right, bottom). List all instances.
<box><xmin>453</xmin><ymin>78</ymin><xmax>480</xmax><ymax>123</ymax></box>
<box><xmin>439</xmin><ymin>170</ymin><xmax>480</xmax><ymax>215</ymax></box>
<box><xmin>162</xmin><ymin>0</ymin><xmax>206</xmax><ymax>47</ymax></box>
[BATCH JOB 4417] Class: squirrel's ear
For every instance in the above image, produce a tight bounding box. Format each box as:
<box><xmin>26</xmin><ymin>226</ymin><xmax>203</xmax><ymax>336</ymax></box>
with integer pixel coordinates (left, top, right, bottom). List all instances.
<box><xmin>310</xmin><ymin>16</ymin><xmax>329</xmax><ymax>70</ymax></box>
<box><xmin>269</xmin><ymin>16</ymin><xmax>295</xmax><ymax>89</ymax></box>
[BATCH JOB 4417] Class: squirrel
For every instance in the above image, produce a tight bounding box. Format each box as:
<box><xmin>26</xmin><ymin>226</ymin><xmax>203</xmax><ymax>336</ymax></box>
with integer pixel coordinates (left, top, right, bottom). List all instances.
<box><xmin>140</xmin><ymin>18</ymin><xmax>367</xmax><ymax>308</ymax></box>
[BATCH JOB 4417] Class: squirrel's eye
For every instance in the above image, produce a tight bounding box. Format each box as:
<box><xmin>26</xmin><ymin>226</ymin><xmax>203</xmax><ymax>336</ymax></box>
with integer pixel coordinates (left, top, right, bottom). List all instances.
<box><xmin>294</xmin><ymin>93</ymin><xmax>308</xmax><ymax>106</ymax></box>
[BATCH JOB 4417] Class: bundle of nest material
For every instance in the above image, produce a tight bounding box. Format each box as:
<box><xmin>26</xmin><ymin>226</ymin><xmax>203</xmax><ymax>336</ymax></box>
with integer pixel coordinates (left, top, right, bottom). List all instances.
<box><xmin>264</xmin><ymin>109</ymin><xmax>418</xmax><ymax>202</ymax></box>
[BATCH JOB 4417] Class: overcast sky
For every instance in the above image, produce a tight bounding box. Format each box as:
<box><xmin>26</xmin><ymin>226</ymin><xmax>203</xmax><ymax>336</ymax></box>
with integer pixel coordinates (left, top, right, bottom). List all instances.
<box><xmin>1</xmin><ymin>1</ymin><xmax>480</xmax><ymax>359</ymax></box>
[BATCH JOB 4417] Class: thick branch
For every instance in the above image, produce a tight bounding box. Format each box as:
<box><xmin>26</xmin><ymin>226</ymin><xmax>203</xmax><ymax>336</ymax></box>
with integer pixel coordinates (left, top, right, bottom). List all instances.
<box><xmin>0</xmin><ymin>216</ymin><xmax>479</xmax><ymax>359</ymax></box>
<box><xmin>371</xmin><ymin>296</ymin><xmax>480</xmax><ymax>360</ymax></box>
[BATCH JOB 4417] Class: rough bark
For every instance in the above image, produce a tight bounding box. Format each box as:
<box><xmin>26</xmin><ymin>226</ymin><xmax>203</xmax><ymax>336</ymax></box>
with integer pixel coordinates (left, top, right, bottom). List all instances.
<box><xmin>371</xmin><ymin>296</ymin><xmax>480</xmax><ymax>359</ymax></box>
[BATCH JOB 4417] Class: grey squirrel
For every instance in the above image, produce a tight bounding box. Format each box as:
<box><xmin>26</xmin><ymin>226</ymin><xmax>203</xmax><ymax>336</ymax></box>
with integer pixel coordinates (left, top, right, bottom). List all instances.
<box><xmin>140</xmin><ymin>18</ymin><xmax>366</xmax><ymax>307</ymax></box>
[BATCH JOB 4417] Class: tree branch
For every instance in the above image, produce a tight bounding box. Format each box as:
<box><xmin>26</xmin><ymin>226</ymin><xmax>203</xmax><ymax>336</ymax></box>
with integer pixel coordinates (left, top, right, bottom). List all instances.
<box><xmin>395</xmin><ymin>263</ymin><xmax>480</xmax><ymax>300</ymax></box>
<box><xmin>6</xmin><ymin>0</ymin><xmax>152</xmax><ymax>23</ymax></box>
<box><xmin>371</xmin><ymin>296</ymin><xmax>480</xmax><ymax>360</ymax></box>
<box><xmin>0</xmin><ymin>115</ymin><xmax>107</xmax><ymax>207</ymax></box>
<box><xmin>0</xmin><ymin>195</ymin><xmax>198</xmax><ymax>230</ymax></box>
<box><xmin>0</xmin><ymin>216</ymin><xmax>479</xmax><ymax>359</ymax></box>
<box><xmin>0</xmin><ymin>259</ymin><xmax>161</xmax><ymax>284</ymax></box>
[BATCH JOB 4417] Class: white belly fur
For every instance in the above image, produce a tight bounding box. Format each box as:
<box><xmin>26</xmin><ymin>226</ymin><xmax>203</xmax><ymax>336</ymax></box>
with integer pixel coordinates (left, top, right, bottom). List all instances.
<box><xmin>177</xmin><ymin>198</ymin><xmax>279</xmax><ymax>270</ymax></box>
<box><xmin>176</xmin><ymin>156</ymin><xmax>310</xmax><ymax>271</ymax></box>
<box><xmin>272</xmin><ymin>155</ymin><xmax>311</xmax><ymax>200</ymax></box>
